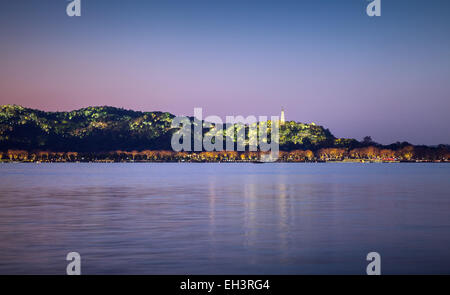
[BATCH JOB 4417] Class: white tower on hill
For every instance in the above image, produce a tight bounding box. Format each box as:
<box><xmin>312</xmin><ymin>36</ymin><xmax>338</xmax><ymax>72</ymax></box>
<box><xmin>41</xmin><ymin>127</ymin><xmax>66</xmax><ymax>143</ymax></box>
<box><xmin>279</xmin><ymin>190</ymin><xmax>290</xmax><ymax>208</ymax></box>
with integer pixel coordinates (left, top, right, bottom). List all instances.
<box><xmin>280</xmin><ymin>108</ymin><xmax>285</xmax><ymax>125</ymax></box>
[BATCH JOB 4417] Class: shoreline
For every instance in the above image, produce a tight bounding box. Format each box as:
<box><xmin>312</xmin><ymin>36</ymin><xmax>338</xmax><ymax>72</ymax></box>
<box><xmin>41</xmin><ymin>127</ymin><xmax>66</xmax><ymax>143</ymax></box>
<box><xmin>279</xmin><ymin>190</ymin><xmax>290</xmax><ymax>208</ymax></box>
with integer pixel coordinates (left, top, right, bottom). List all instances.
<box><xmin>1</xmin><ymin>160</ymin><xmax>448</xmax><ymax>164</ymax></box>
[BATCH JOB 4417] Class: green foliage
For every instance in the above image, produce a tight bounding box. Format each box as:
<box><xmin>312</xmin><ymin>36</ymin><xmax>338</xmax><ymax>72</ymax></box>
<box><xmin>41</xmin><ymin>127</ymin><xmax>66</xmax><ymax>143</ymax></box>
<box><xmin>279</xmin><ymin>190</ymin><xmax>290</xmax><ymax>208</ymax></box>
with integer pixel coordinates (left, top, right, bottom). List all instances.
<box><xmin>280</xmin><ymin>121</ymin><xmax>334</xmax><ymax>146</ymax></box>
<box><xmin>0</xmin><ymin>105</ymin><xmax>348</xmax><ymax>152</ymax></box>
<box><xmin>0</xmin><ymin>105</ymin><xmax>176</xmax><ymax>151</ymax></box>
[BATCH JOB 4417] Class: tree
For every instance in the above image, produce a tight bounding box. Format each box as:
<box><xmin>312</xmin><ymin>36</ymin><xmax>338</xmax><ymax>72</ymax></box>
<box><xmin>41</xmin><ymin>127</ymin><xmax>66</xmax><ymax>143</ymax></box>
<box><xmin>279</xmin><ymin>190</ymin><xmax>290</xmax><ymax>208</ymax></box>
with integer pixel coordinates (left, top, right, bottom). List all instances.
<box><xmin>305</xmin><ymin>150</ymin><xmax>314</xmax><ymax>161</ymax></box>
<box><xmin>226</xmin><ymin>151</ymin><xmax>238</xmax><ymax>161</ymax></box>
<box><xmin>157</xmin><ymin>150</ymin><xmax>174</xmax><ymax>161</ymax></box>
<box><xmin>141</xmin><ymin>150</ymin><xmax>156</xmax><ymax>161</ymax></box>
<box><xmin>131</xmin><ymin>150</ymin><xmax>139</xmax><ymax>161</ymax></box>
<box><xmin>289</xmin><ymin>150</ymin><xmax>306</xmax><ymax>161</ymax></box>
<box><xmin>38</xmin><ymin>151</ymin><xmax>49</xmax><ymax>161</ymax></box>
<box><xmin>7</xmin><ymin>150</ymin><xmax>28</xmax><ymax>161</ymax></box>
<box><xmin>363</xmin><ymin>146</ymin><xmax>380</xmax><ymax>159</ymax></box>
<box><xmin>67</xmin><ymin>152</ymin><xmax>78</xmax><ymax>161</ymax></box>
<box><xmin>397</xmin><ymin>145</ymin><xmax>414</xmax><ymax>161</ymax></box>
<box><xmin>316</xmin><ymin>148</ymin><xmax>346</xmax><ymax>160</ymax></box>
<box><xmin>362</xmin><ymin>136</ymin><xmax>374</xmax><ymax>145</ymax></box>
<box><xmin>175</xmin><ymin>151</ymin><xmax>188</xmax><ymax>161</ymax></box>
<box><xmin>248</xmin><ymin>151</ymin><xmax>259</xmax><ymax>161</ymax></box>
<box><xmin>380</xmin><ymin>149</ymin><xmax>395</xmax><ymax>159</ymax></box>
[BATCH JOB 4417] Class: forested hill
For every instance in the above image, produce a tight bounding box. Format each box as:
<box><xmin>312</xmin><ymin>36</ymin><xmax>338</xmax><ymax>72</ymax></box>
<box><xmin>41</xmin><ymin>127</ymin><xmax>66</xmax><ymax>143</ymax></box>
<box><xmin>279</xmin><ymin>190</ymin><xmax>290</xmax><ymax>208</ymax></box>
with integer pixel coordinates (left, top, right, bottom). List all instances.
<box><xmin>0</xmin><ymin>105</ymin><xmax>337</xmax><ymax>152</ymax></box>
<box><xmin>0</xmin><ymin>105</ymin><xmax>175</xmax><ymax>151</ymax></box>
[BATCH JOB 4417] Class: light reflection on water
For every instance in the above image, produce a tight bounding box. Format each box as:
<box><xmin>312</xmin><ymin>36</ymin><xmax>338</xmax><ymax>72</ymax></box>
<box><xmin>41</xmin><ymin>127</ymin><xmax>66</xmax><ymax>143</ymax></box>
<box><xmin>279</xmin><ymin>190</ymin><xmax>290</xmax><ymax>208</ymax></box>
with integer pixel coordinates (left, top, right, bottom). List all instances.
<box><xmin>0</xmin><ymin>163</ymin><xmax>449</xmax><ymax>274</ymax></box>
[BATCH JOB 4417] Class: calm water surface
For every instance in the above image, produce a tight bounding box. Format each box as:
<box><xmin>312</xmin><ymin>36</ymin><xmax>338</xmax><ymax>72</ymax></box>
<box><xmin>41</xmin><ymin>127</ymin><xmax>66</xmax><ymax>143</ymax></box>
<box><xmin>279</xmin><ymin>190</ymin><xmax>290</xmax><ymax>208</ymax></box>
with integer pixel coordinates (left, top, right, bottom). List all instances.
<box><xmin>0</xmin><ymin>163</ymin><xmax>449</xmax><ymax>274</ymax></box>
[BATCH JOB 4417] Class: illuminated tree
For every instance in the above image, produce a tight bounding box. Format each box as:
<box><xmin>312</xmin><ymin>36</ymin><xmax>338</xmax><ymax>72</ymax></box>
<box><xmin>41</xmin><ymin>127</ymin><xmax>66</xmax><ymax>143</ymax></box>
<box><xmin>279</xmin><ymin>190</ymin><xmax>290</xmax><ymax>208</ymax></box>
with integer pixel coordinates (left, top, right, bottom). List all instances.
<box><xmin>175</xmin><ymin>151</ymin><xmax>188</xmax><ymax>161</ymax></box>
<box><xmin>380</xmin><ymin>149</ymin><xmax>395</xmax><ymax>159</ymax></box>
<box><xmin>7</xmin><ymin>150</ymin><xmax>28</xmax><ymax>161</ymax></box>
<box><xmin>131</xmin><ymin>150</ymin><xmax>139</xmax><ymax>161</ymax></box>
<box><xmin>227</xmin><ymin>151</ymin><xmax>238</xmax><ymax>161</ymax></box>
<box><xmin>67</xmin><ymin>152</ymin><xmax>78</xmax><ymax>161</ymax></box>
<box><xmin>38</xmin><ymin>151</ymin><xmax>49</xmax><ymax>161</ymax></box>
<box><xmin>317</xmin><ymin>148</ymin><xmax>345</xmax><ymax>160</ymax></box>
<box><xmin>289</xmin><ymin>150</ymin><xmax>305</xmax><ymax>161</ymax></box>
<box><xmin>397</xmin><ymin>146</ymin><xmax>414</xmax><ymax>161</ymax></box>
<box><xmin>305</xmin><ymin>150</ymin><xmax>314</xmax><ymax>161</ymax></box>
<box><xmin>248</xmin><ymin>151</ymin><xmax>259</xmax><ymax>161</ymax></box>
<box><xmin>157</xmin><ymin>150</ymin><xmax>174</xmax><ymax>161</ymax></box>
<box><xmin>363</xmin><ymin>146</ymin><xmax>380</xmax><ymax>159</ymax></box>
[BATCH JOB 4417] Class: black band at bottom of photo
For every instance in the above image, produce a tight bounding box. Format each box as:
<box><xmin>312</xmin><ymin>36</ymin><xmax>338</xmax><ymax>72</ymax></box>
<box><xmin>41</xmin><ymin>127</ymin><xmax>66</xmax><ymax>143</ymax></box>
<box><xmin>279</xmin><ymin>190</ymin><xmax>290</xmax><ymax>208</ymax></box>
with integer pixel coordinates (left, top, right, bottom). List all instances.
<box><xmin>1</xmin><ymin>275</ymin><xmax>448</xmax><ymax>294</ymax></box>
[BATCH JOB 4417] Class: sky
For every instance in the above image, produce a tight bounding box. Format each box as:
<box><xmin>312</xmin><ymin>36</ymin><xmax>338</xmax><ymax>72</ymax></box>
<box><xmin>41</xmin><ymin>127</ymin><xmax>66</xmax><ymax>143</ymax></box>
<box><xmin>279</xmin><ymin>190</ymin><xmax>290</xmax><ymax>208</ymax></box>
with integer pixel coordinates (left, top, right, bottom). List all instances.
<box><xmin>0</xmin><ymin>0</ymin><xmax>449</xmax><ymax>145</ymax></box>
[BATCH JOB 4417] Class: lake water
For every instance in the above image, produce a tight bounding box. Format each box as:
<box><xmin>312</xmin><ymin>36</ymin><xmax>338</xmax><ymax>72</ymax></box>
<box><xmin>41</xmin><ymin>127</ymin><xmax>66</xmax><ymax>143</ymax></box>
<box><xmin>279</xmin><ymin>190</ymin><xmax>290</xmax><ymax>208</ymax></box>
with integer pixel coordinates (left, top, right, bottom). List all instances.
<box><xmin>0</xmin><ymin>163</ymin><xmax>449</xmax><ymax>274</ymax></box>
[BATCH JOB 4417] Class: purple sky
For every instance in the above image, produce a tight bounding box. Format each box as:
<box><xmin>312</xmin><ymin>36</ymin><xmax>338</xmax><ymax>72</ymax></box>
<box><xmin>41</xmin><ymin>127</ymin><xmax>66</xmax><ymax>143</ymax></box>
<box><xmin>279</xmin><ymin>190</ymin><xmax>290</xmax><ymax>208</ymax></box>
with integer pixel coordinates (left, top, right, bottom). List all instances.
<box><xmin>1</xmin><ymin>0</ymin><xmax>449</xmax><ymax>145</ymax></box>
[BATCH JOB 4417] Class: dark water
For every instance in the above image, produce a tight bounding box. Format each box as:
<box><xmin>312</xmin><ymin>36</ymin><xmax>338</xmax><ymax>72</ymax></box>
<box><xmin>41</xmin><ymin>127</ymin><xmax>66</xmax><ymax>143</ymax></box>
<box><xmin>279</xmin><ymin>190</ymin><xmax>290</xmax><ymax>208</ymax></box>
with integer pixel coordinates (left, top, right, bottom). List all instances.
<box><xmin>0</xmin><ymin>163</ymin><xmax>449</xmax><ymax>274</ymax></box>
